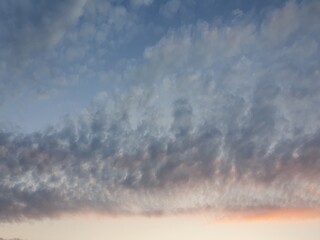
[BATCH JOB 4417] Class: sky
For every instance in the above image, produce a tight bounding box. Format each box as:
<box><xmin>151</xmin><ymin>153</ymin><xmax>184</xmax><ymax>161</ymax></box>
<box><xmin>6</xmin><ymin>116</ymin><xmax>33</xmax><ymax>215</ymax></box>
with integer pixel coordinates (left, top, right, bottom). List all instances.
<box><xmin>0</xmin><ymin>0</ymin><xmax>320</xmax><ymax>239</ymax></box>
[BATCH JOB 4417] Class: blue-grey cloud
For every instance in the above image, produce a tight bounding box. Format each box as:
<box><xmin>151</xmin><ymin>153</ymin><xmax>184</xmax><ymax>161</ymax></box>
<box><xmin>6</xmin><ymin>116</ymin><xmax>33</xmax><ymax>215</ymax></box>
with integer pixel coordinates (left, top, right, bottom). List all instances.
<box><xmin>130</xmin><ymin>0</ymin><xmax>154</xmax><ymax>8</ymax></box>
<box><xmin>0</xmin><ymin>0</ymin><xmax>286</xmax><ymax>106</ymax></box>
<box><xmin>0</xmin><ymin>0</ymin><xmax>137</xmax><ymax>105</ymax></box>
<box><xmin>0</xmin><ymin>0</ymin><xmax>86</xmax><ymax>54</ymax></box>
<box><xmin>0</xmin><ymin>0</ymin><xmax>87</xmax><ymax>105</ymax></box>
<box><xmin>0</xmin><ymin>0</ymin><xmax>320</xmax><ymax>221</ymax></box>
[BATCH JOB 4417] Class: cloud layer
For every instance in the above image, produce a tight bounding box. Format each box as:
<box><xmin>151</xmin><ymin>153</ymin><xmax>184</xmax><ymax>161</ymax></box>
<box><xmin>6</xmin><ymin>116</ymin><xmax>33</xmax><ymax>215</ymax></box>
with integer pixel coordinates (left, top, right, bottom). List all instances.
<box><xmin>0</xmin><ymin>0</ymin><xmax>320</xmax><ymax>221</ymax></box>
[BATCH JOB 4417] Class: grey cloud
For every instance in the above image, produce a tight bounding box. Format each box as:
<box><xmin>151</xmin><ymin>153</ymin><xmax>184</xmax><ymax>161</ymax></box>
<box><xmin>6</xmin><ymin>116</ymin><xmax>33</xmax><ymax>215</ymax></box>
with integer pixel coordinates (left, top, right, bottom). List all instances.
<box><xmin>171</xmin><ymin>99</ymin><xmax>193</xmax><ymax>138</ymax></box>
<box><xmin>0</xmin><ymin>0</ymin><xmax>320</xmax><ymax>221</ymax></box>
<box><xmin>0</xmin><ymin>98</ymin><xmax>319</xmax><ymax>220</ymax></box>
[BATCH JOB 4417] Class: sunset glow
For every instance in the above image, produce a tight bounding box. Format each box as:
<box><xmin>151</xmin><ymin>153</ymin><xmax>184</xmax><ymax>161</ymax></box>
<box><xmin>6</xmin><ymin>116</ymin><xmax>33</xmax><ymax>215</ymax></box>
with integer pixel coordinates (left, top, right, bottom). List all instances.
<box><xmin>1</xmin><ymin>214</ymin><xmax>320</xmax><ymax>240</ymax></box>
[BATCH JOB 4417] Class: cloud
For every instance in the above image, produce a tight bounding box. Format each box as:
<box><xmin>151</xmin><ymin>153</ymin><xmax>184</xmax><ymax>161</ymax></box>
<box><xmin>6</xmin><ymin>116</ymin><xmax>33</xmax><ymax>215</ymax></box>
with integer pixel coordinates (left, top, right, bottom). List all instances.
<box><xmin>160</xmin><ymin>0</ymin><xmax>181</xmax><ymax>18</ymax></box>
<box><xmin>0</xmin><ymin>0</ymin><xmax>87</xmax><ymax>56</ymax></box>
<box><xmin>0</xmin><ymin>0</ymin><xmax>320</xmax><ymax>221</ymax></box>
<box><xmin>0</xmin><ymin>0</ymin><xmax>87</xmax><ymax>105</ymax></box>
<box><xmin>0</xmin><ymin>0</ymin><xmax>138</xmax><ymax>106</ymax></box>
<box><xmin>130</xmin><ymin>0</ymin><xmax>154</xmax><ymax>8</ymax></box>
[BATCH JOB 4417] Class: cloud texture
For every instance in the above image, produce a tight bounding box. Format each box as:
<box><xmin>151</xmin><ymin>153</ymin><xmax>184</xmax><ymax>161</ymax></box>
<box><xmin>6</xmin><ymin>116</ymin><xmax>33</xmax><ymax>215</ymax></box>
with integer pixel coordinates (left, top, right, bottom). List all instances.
<box><xmin>0</xmin><ymin>0</ymin><xmax>320</xmax><ymax>221</ymax></box>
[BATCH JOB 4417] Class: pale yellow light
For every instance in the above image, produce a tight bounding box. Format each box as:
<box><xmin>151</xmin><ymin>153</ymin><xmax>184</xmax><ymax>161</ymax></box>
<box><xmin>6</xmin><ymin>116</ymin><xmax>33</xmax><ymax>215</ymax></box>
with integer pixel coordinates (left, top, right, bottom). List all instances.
<box><xmin>0</xmin><ymin>213</ymin><xmax>319</xmax><ymax>240</ymax></box>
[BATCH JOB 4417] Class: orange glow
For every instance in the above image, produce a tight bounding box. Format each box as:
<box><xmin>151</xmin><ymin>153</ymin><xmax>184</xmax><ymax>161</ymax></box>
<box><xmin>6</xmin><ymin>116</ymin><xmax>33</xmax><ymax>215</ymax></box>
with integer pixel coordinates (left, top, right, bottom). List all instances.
<box><xmin>1</xmin><ymin>211</ymin><xmax>320</xmax><ymax>240</ymax></box>
<box><xmin>214</xmin><ymin>209</ymin><xmax>320</xmax><ymax>223</ymax></box>
<box><xmin>54</xmin><ymin>207</ymin><xmax>320</xmax><ymax>224</ymax></box>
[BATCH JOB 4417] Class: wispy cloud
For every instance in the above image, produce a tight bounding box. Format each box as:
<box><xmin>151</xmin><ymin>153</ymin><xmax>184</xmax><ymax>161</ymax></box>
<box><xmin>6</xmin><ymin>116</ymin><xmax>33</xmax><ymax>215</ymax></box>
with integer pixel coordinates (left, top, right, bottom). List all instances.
<box><xmin>0</xmin><ymin>0</ymin><xmax>319</xmax><ymax>221</ymax></box>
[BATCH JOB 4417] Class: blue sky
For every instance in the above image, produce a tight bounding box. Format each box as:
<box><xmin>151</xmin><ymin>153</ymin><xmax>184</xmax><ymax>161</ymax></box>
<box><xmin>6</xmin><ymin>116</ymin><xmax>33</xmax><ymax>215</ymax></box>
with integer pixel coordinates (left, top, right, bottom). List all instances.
<box><xmin>0</xmin><ymin>0</ymin><xmax>320</xmax><ymax>226</ymax></box>
<box><xmin>0</xmin><ymin>0</ymin><xmax>289</xmax><ymax>132</ymax></box>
